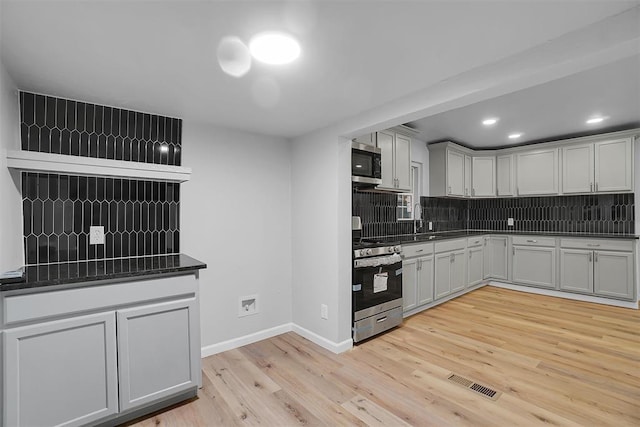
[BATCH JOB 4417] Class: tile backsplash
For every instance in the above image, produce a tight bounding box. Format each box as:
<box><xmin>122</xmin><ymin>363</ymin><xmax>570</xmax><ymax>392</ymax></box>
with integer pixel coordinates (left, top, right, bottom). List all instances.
<box><xmin>22</xmin><ymin>173</ymin><xmax>180</xmax><ymax>265</ymax></box>
<box><xmin>20</xmin><ymin>92</ymin><xmax>182</xmax><ymax>166</ymax></box>
<box><xmin>19</xmin><ymin>92</ymin><xmax>183</xmax><ymax>265</ymax></box>
<box><xmin>353</xmin><ymin>189</ymin><xmax>634</xmax><ymax>238</ymax></box>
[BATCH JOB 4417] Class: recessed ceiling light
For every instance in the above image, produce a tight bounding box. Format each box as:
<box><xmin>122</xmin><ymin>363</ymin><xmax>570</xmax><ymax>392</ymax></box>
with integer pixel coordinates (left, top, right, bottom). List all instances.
<box><xmin>482</xmin><ymin>118</ymin><xmax>499</xmax><ymax>126</ymax></box>
<box><xmin>586</xmin><ymin>117</ymin><xmax>605</xmax><ymax>124</ymax></box>
<box><xmin>508</xmin><ymin>133</ymin><xmax>523</xmax><ymax>139</ymax></box>
<box><xmin>249</xmin><ymin>32</ymin><xmax>300</xmax><ymax>65</ymax></box>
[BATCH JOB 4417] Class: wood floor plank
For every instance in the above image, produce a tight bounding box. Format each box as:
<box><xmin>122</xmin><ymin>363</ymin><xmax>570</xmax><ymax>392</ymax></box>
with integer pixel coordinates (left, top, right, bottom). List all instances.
<box><xmin>129</xmin><ymin>287</ymin><xmax>640</xmax><ymax>426</ymax></box>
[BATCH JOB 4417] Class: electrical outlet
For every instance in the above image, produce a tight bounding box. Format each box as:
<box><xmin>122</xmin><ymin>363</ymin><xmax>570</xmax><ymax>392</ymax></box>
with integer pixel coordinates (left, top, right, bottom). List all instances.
<box><xmin>238</xmin><ymin>295</ymin><xmax>258</xmax><ymax>317</ymax></box>
<box><xmin>507</xmin><ymin>218</ymin><xmax>514</xmax><ymax>227</ymax></box>
<box><xmin>321</xmin><ymin>304</ymin><xmax>328</xmax><ymax>319</ymax></box>
<box><xmin>428</xmin><ymin>221</ymin><xmax>433</xmax><ymax>231</ymax></box>
<box><xmin>89</xmin><ymin>226</ymin><xmax>104</xmax><ymax>245</ymax></box>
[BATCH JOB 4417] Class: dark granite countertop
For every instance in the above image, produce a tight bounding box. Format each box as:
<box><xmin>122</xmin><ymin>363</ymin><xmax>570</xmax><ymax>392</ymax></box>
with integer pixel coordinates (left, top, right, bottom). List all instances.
<box><xmin>367</xmin><ymin>229</ymin><xmax>639</xmax><ymax>245</ymax></box>
<box><xmin>0</xmin><ymin>254</ymin><xmax>207</xmax><ymax>292</ymax></box>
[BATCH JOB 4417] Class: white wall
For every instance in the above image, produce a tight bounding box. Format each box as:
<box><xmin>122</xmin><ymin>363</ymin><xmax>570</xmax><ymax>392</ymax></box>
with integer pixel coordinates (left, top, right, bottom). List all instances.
<box><xmin>0</xmin><ymin>59</ymin><xmax>23</xmax><ymax>272</ymax></box>
<box><xmin>180</xmin><ymin>121</ymin><xmax>293</xmax><ymax>353</ymax></box>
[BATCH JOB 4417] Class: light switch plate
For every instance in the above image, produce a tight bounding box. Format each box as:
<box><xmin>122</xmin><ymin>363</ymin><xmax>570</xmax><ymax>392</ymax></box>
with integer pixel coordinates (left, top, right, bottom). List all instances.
<box><xmin>507</xmin><ymin>218</ymin><xmax>514</xmax><ymax>227</ymax></box>
<box><xmin>89</xmin><ymin>226</ymin><xmax>105</xmax><ymax>245</ymax></box>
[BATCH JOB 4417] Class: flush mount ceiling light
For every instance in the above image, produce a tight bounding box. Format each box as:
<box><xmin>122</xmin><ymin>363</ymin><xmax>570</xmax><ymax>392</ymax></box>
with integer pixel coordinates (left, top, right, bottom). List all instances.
<box><xmin>508</xmin><ymin>133</ymin><xmax>523</xmax><ymax>139</ymax></box>
<box><xmin>249</xmin><ymin>32</ymin><xmax>300</xmax><ymax>65</ymax></box>
<box><xmin>482</xmin><ymin>118</ymin><xmax>499</xmax><ymax>126</ymax></box>
<box><xmin>586</xmin><ymin>116</ymin><xmax>606</xmax><ymax>124</ymax></box>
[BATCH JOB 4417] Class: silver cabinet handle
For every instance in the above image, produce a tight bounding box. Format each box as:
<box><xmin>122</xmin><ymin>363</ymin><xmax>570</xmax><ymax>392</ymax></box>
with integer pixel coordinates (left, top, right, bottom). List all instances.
<box><xmin>469</xmin><ymin>252</ymin><xmax>472</xmax><ymax>259</ymax></box>
<box><xmin>587</xmin><ymin>243</ymin><xmax>600</xmax><ymax>247</ymax></box>
<box><xmin>448</xmin><ymin>186</ymin><xmax>451</xmax><ymax>194</ymax></box>
<box><xmin>503</xmin><ymin>240</ymin><xmax>506</xmax><ymax>247</ymax></box>
<box><xmin>472</xmin><ymin>188</ymin><xmax>475</xmax><ymax>196</ymax></box>
<box><xmin>595</xmin><ymin>182</ymin><xmax>598</xmax><ymax>192</ymax></box>
<box><xmin>512</xmin><ymin>247</ymin><xmax>515</xmax><ymax>255</ymax></box>
<box><xmin>416</xmin><ymin>249</ymin><xmax>424</xmax><ymax>253</ymax></box>
<box><xmin>526</xmin><ymin>239</ymin><xmax>537</xmax><ymax>243</ymax></box>
<box><xmin>588</xmin><ymin>252</ymin><xmax>592</xmax><ymax>262</ymax></box>
<box><xmin>595</xmin><ymin>252</ymin><xmax>598</xmax><ymax>262</ymax></box>
<box><xmin>418</xmin><ymin>259</ymin><xmax>422</xmax><ymax>270</ymax></box>
<box><xmin>590</xmin><ymin>183</ymin><xmax>593</xmax><ymax>192</ymax></box>
<box><xmin>376</xmin><ymin>316</ymin><xmax>388</xmax><ymax>323</ymax></box>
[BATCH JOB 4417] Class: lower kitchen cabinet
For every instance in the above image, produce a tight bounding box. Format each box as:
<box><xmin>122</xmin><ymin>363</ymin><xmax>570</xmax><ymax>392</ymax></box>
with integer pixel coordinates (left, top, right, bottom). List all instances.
<box><xmin>467</xmin><ymin>240</ymin><xmax>484</xmax><ymax>286</ymax></box>
<box><xmin>117</xmin><ymin>298</ymin><xmax>200</xmax><ymax>411</ymax></box>
<box><xmin>402</xmin><ymin>244</ymin><xmax>434</xmax><ymax>313</ymax></box>
<box><xmin>3</xmin><ymin>312</ymin><xmax>119</xmax><ymax>427</ymax></box>
<box><xmin>435</xmin><ymin>240</ymin><xmax>466</xmax><ymax>300</ymax></box>
<box><xmin>560</xmin><ymin>249</ymin><xmax>593</xmax><ymax>293</ymax></box>
<box><xmin>594</xmin><ymin>251</ymin><xmax>634</xmax><ymax>299</ymax></box>
<box><xmin>484</xmin><ymin>236</ymin><xmax>508</xmax><ymax>280</ymax></box>
<box><xmin>512</xmin><ymin>237</ymin><xmax>556</xmax><ymax>289</ymax></box>
<box><xmin>1</xmin><ymin>273</ymin><xmax>201</xmax><ymax>427</ymax></box>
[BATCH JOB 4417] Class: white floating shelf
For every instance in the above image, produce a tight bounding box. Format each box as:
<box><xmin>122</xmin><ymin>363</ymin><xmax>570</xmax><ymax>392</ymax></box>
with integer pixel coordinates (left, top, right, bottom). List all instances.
<box><xmin>6</xmin><ymin>150</ymin><xmax>191</xmax><ymax>183</ymax></box>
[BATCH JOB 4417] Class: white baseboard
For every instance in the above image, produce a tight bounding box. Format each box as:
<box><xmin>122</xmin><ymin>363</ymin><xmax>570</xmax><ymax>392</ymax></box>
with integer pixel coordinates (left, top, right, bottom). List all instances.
<box><xmin>201</xmin><ymin>322</ymin><xmax>353</xmax><ymax>358</ymax></box>
<box><xmin>201</xmin><ymin>323</ymin><xmax>293</xmax><ymax>358</ymax></box>
<box><xmin>292</xmin><ymin>323</ymin><xmax>353</xmax><ymax>354</ymax></box>
<box><xmin>489</xmin><ymin>281</ymin><xmax>639</xmax><ymax>309</ymax></box>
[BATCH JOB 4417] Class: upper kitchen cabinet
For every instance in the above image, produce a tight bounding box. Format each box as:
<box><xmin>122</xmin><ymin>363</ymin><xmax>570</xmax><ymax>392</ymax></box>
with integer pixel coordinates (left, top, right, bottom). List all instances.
<box><xmin>376</xmin><ymin>126</ymin><xmax>415</xmax><ymax>192</ymax></box>
<box><xmin>496</xmin><ymin>154</ymin><xmax>515</xmax><ymax>196</ymax></box>
<box><xmin>562</xmin><ymin>137</ymin><xmax>633</xmax><ymax>194</ymax></box>
<box><xmin>516</xmin><ymin>148</ymin><xmax>559</xmax><ymax>196</ymax></box>
<box><xmin>472</xmin><ymin>156</ymin><xmax>496</xmax><ymax>197</ymax></box>
<box><xmin>429</xmin><ymin>142</ymin><xmax>472</xmax><ymax>197</ymax></box>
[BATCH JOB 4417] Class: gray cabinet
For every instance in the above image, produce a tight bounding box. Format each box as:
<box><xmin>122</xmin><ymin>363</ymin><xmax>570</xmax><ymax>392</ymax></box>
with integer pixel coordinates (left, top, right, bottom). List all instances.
<box><xmin>516</xmin><ymin>148</ymin><xmax>559</xmax><ymax>195</ymax></box>
<box><xmin>434</xmin><ymin>239</ymin><xmax>467</xmax><ymax>300</ymax></box>
<box><xmin>377</xmin><ymin>129</ymin><xmax>412</xmax><ymax>192</ymax></box>
<box><xmin>472</xmin><ymin>156</ymin><xmax>496</xmax><ymax>197</ymax></box>
<box><xmin>485</xmin><ymin>236</ymin><xmax>508</xmax><ymax>280</ymax></box>
<box><xmin>117</xmin><ymin>298</ymin><xmax>201</xmax><ymax>411</ymax></box>
<box><xmin>512</xmin><ymin>237</ymin><xmax>556</xmax><ymax>288</ymax></box>
<box><xmin>402</xmin><ymin>243</ymin><xmax>434</xmax><ymax>313</ymax></box>
<box><xmin>446</xmin><ymin>149</ymin><xmax>467</xmax><ymax>197</ymax></box>
<box><xmin>428</xmin><ymin>143</ymin><xmax>472</xmax><ymax>198</ymax></box>
<box><xmin>3</xmin><ymin>312</ymin><xmax>119</xmax><ymax>427</ymax></box>
<box><xmin>497</xmin><ymin>154</ymin><xmax>515</xmax><ymax>196</ymax></box>
<box><xmin>467</xmin><ymin>245</ymin><xmax>484</xmax><ymax>286</ymax></box>
<box><xmin>562</xmin><ymin>138</ymin><xmax>633</xmax><ymax>194</ymax></box>
<box><xmin>560</xmin><ymin>238</ymin><xmax>635</xmax><ymax>300</ymax></box>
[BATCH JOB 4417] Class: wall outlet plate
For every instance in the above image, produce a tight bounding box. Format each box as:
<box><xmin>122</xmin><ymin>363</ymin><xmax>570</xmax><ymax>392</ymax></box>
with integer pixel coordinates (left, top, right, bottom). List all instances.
<box><xmin>321</xmin><ymin>304</ymin><xmax>328</xmax><ymax>320</ymax></box>
<box><xmin>507</xmin><ymin>218</ymin><xmax>514</xmax><ymax>226</ymax></box>
<box><xmin>89</xmin><ymin>226</ymin><xmax>105</xmax><ymax>245</ymax></box>
<box><xmin>239</xmin><ymin>294</ymin><xmax>259</xmax><ymax>317</ymax></box>
<box><xmin>428</xmin><ymin>221</ymin><xmax>433</xmax><ymax>230</ymax></box>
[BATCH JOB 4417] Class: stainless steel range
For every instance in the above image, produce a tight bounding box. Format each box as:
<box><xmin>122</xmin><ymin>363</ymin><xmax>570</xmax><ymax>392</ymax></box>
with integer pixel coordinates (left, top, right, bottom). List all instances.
<box><xmin>352</xmin><ymin>219</ymin><xmax>403</xmax><ymax>343</ymax></box>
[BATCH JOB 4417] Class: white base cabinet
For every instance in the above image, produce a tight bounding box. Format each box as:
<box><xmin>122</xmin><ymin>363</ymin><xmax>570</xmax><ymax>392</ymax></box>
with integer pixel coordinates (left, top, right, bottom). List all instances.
<box><xmin>485</xmin><ymin>236</ymin><xmax>508</xmax><ymax>280</ymax></box>
<box><xmin>1</xmin><ymin>273</ymin><xmax>201</xmax><ymax>427</ymax></box>
<box><xmin>402</xmin><ymin>243</ymin><xmax>434</xmax><ymax>312</ymax></box>
<box><xmin>3</xmin><ymin>312</ymin><xmax>119</xmax><ymax>427</ymax></box>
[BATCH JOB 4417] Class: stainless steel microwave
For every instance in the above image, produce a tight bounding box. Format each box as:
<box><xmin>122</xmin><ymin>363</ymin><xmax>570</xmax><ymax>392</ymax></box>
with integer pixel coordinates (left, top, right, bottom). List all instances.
<box><xmin>352</xmin><ymin>142</ymin><xmax>382</xmax><ymax>185</ymax></box>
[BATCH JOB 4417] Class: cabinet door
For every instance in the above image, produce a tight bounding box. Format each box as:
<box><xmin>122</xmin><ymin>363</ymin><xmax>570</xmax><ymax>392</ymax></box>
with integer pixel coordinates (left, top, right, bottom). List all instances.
<box><xmin>450</xmin><ymin>250</ymin><xmax>466</xmax><ymax>293</ymax></box>
<box><xmin>446</xmin><ymin>150</ymin><xmax>465</xmax><ymax>196</ymax></box>
<box><xmin>497</xmin><ymin>154</ymin><xmax>515</xmax><ymax>196</ymax></box>
<box><xmin>353</xmin><ymin>133</ymin><xmax>376</xmax><ymax>147</ymax></box>
<box><xmin>117</xmin><ymin>298</ymin><xmax>201</xmax><ymax>411</ymax></box>
<box><xmin>483</xmin><ymin>238</ymin><xmax>492</xmax><ymax>279</ymax></box>
<box><xmin>395</xmin><ymin>133</ymin><xmax>412</xmax><ymax>191</ymax></box>
<box><xmin>376</xmin><ymin>130</ymin><xmax>395</xmax><ymax>190</ymax></box>
<box><xmin>468</xmin><ymin>246</ymin><xmax>484</xmax><ymax>286</ymax></box>
<box><xmin>435</xmin><ymin>252</ymin><xmax>452</xmax><ymax>299</ymax></box>
<box><xmin>464</xmin><ymin>155</ymin><xmax>472</xmax><ymax>197</ymax></box>
<box><xmin>417</xmin><ymin>255</ymin><xmax>434</xmax><ymax>306</ymax></box>
<box><xmin>594</xmin><ymin>138</ymin><xmax>633</xmax><ymax>192</ymax></box>
<box><xmin>491</xmin><ymin>237</ymin><xmax>508</xmax><ymax>280</ymax></box>
<box><xmin>562</xmin><ymin>144</ymin><xmax>594</xmax><ymax>194</ymax></box>
<box><xmin>559</xmin><ymin>249</ymin><xmax>593</xmax><ymax>293</ymax></box>
<box><xmin>3</xmin><ymin>312</ymin><xmax>118</xmax><ymax>427</ymax></box>
<box><xmin>594</xmin><ymin>251</ymin><xmax>634</xmax><ymax>299</ymax></box>
<box><xmin>516</xmin><ymin>148</ymin><xmax>559</xmax><ymax>195</ymax></box>
<box><xmin>472</xmin><ymin>156</ymin><xmax>496</xmax><ymax>197</ymax></box>
<box><xmin>402</xmin><ymin>258</ymin><xmax>418</xmax><ymax>312</ymax></box>
<box><xmin>512</xmin><ymin>246</ymin><xmax>556</xmax><ymax>288</ymax></box>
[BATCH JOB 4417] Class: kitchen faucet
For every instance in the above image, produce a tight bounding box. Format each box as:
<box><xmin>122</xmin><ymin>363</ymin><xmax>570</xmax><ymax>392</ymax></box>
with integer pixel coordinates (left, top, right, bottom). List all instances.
<box><xmin>413</xmin><ymin>202</ymin><xmax>423</xmax><ymax>234</ymax></box>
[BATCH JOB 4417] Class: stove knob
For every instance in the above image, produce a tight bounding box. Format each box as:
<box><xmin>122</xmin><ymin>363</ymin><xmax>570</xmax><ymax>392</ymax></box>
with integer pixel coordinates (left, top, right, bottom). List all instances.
<box><xmin>387</xmin><ymin>247</ymin><xmax>394</xmax><ymax>253</ymax></box>
<box><xmin>365</xmin><ymin>249</ymin><xmax>373</xmax><ymax>256</ymax></box>
<box><xmin>359</xmin><ymin>250</ymin><xmax>366</xmax><ymax>257</ymax></box>
<box><xmin>394</xmin><ymin>246</ymin><xmax>401</xmax><ymax>252</ymax></box>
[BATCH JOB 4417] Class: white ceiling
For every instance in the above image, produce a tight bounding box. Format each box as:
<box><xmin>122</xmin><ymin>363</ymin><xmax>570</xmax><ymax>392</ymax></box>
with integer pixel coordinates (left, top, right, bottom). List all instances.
<box><xmin>1</xmin><ymin>0</ymin><xmax>639</xmax><ymax>139</ymax></box>
<box><xmin>407</xmin><ymin>55</ymin><xmax>640</xmax><ymax>149</ymax></box>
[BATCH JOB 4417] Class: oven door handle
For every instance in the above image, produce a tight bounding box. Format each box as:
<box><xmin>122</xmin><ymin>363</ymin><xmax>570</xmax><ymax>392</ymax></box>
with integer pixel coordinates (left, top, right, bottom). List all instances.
<box><xmin>376</xmin><ymin>316</ymin><xmax>388</xmax><ymax>323</ymax></box>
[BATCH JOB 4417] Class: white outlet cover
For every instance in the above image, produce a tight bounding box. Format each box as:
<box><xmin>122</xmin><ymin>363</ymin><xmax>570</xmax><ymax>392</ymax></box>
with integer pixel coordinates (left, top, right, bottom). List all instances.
<box><xmin>321</xmin><ymin>304</ymin><xmax>328</xmax><ymax>319</ymax></box>
<box><xmin>239</xmin><ymin>294</ymin><xmax>259</xmax><ymax>317</ymax></box>
<box><xmin>428</xmin><ymin>221</ymin><xmax>433</xmax><ymax>230</ymax></box>
<box><xmin>507</xmin><ymin>218</ymin><xmax>514</xmax><ymax>226</ymax></box>
<box><xmin>89</xmin><ymin>226</ymin><xmax>105</xmax><ymax>245</ymax></box>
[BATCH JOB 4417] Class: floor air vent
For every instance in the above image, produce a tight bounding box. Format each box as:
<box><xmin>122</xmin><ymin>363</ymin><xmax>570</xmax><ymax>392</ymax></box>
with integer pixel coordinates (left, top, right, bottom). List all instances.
<box><xmin>447</xmin><ymin>373</ymin><xmax>501</xmax><ymax>401</ymax></box>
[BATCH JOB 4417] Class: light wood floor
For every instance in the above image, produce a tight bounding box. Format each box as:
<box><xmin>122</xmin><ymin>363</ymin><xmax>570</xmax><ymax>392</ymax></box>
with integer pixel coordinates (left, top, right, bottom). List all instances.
<box><xmin>127</xmin><ymin>287</ymin><xmax>640</xmax><ymax>426</ymax></box>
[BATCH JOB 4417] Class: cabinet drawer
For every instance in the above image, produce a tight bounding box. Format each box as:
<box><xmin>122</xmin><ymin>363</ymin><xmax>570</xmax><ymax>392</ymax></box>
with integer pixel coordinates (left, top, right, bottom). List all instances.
<box><xmin>467</xmin><ymin>236</ymin><xmax>485</xmax><ymax>247</ymax></box>
<box><xmin>2</xmin><ymin>274</ymin><xmax>198</xmax><ymax>327</ymax></box>
<box><xmin>435</xmin><ymin>238</ymin><xmax>466</xmax><ymax>253</ymax></box>
<box><xmin>512</xmin><ymin>236</ymin><xmax>556</xmax><ymax>247</ymax></box>
<box><xmin>560</xmin><ymin>238</ymin><xmax>634</xmax><ymax>252</ymax></box>
<box><xmin>402</xmin><ymin>242</ymin><xmax>434</xmax><ymax>258</ymax></box>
